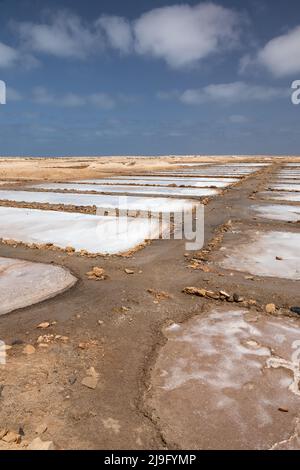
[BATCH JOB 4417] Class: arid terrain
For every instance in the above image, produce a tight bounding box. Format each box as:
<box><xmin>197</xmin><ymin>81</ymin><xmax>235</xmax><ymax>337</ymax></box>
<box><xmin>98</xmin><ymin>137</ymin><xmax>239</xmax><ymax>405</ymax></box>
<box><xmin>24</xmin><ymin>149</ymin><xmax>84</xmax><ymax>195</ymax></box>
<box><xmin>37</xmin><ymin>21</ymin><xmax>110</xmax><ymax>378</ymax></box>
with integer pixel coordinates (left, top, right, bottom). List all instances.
<box><xmin>1</xmin><ymin>155</ymin><xmax>300</xmax><ymax>450</ymax></box>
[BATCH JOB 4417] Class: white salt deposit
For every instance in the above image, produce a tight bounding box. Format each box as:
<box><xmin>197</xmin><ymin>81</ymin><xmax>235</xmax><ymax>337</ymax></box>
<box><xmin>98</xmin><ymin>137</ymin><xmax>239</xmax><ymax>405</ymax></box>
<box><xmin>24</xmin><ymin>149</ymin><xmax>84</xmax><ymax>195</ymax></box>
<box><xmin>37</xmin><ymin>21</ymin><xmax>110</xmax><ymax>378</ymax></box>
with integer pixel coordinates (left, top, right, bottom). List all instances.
<box><xmin>269</xmin><ymin>183</ymin><xmax>300</xmax><ymax>191</ymax></box>
<box><xmin>219</xmin><ymin>230</ymin><xmax>300</xmax><ymax>279</ymax></box>
<box><xmin>260</xmin><ymin>191</ymin><xmax>300</xmax><ymax>202</ymax></box>
<box><xmin>27</xmin><ymin>183</ymin><xmax>218</xmax><ymax>198</ymax></box>
<box><xmin>148</xmin><ymin>306</ymin><xmax>300</xmax><ymax>449</ymax></box>
<box><xmin>0</xmin><ymin>190</ymin><xmax>197</xmax><ymax>213</ymax></box>
<box><xmin>0</xmin><ymin>257</ymin><xmax>76</xmax><ymax>315</ymax></box>
<box><xmin>0</xmin><ymin>206</ymin><xmax>164</xmax><ymax>254</ymax></box>
<box><xmin>66</xmin><ymin>177</ymin><xmax>236</xmax><ymax>188</ymax></box>
<box><xmin>251</xmin><ymin>204</ymin><xmax>300</xmax><ymax>222</ymax></box>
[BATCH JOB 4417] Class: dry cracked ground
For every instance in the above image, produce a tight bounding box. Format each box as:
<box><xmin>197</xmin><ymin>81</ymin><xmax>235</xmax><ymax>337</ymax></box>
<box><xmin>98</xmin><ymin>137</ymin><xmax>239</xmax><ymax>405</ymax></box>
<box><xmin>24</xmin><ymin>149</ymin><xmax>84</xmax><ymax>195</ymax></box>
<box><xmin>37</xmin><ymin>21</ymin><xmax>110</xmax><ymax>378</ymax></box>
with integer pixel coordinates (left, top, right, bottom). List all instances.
<box><xmin>0</xmin><ymin>156</ymin><xmax>300</xmax><ymax>450</ymax></box>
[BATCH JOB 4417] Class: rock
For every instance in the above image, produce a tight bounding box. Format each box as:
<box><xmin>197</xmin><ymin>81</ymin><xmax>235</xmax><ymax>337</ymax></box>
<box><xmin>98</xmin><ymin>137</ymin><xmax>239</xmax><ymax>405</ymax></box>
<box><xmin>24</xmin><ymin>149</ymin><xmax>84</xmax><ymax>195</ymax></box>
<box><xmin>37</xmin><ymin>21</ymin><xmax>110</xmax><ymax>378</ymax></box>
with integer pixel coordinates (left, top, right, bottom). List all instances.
<box><xmin>35</xmin><ymin>424</ymin><xmax>48</xmax><ymax>435</ymax></box>
<box><xmin>124</xmin><ymin>269</ymin><xmax>134</xmax><ymax>274</ymax></box>
<box><xmin>265</xmin><ymin>303</ymin><xmax>276</xmax><ymax>314</ymax></box>
<box><xmin>23</xmin><ymin>344</ymin><xmax>36</xmax><ymax>355</ymax></box>
<box><xmin>219</xmin><ymin>290</ymin><xmax>230</xmax><ymax>299</ymax></box>
<box><xmin>28</xmin><ymin>437</ymin><xmax>55</xmax><ymax>450</ymax></box>
<box><xmin>290</xmin><ymin>307</ymin><xmax>300</xmax><ymax>315</ymax></box>
<box><xmin>233</xmin><ymin>293</ymin><xmax>244</xmax><ymax>303</ymax></box>
<box><xmin>2</xmin><ymin>431</ymin><xmax>21</xmax><ymax>444</ymax></box>
<box><xmin>183</xmin><ymin>287</ymin><xmax>207</xmax><ymax>297</ymax></box>
<box><xmin>37</xmin><ymin>322</ymin><xmax>50</xmax><ymax>329</ymax></box>
<box><xmin>86</xmin><ymin>267</ymin><xmax>106</xmax><ymax>280</ymax></box>
<box><xmin>276</xmin><ymin>256</ymin><xmax>283</xmax><ymax>261</ymax></box>
<box><xmin>81</xmin><ymin>376</ymin><xmax>98</xmax><ymax>390</ymax></box>
<box><xmin>0</xmin><ymin>429</ymin><xmax>8</xmax><ymax>440</ymax></box>
<box><xmin>87</xmin><ymin>367</ymin><xmax>99</xmax><ymax>378</ymax></box>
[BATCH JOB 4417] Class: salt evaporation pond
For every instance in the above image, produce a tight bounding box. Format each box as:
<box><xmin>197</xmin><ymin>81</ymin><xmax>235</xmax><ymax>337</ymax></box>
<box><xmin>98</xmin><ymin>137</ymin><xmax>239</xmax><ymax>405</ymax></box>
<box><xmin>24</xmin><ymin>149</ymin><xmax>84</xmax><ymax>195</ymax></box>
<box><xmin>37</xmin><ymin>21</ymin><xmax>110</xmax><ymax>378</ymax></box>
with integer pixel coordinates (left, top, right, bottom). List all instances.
<box><xmin>0</xmin><ymin>257</ymin><xmax>76</xmax><ymax>315</ymax></box>
<box><xmin>0</xmin><ymin>190</ymin><xmax>197</xmax><ymax>213</ymax></box>
<box><xmin>68</xmin><ymin>177</ymin><xmax>238</xmax><ymax>188</ymax></box>
<box><xmin>0</xmin><ymin>206</ymin><xmax>164</xmax><ymax>254</ymax></box>
<box><xmin>251</xmin><ymin>204</ymin><xmax>300</xmax><ymax>222</ymax></box>
<box><xmin>269</xmin><ymin>183</ymin><xmax>300</xmax><ymax>192</ymax></box>
<box><xmin>219</xmin><ymin>230</ymin><xmax>300</xmax><ymax>279</ymax></box>
<box><xmin>147</xmin><ymin>306</ymin><xmax>300</xmax><ymax>449</ymax></box>
<box><xmin>259</xmin><ymin>191</ymin><xmax>300</xmax><ymax>203</ymax></box>
<box><xmin>27</xmin><ymin>183</ymin><xmax>218</xmax><ymax>198</ymax></box>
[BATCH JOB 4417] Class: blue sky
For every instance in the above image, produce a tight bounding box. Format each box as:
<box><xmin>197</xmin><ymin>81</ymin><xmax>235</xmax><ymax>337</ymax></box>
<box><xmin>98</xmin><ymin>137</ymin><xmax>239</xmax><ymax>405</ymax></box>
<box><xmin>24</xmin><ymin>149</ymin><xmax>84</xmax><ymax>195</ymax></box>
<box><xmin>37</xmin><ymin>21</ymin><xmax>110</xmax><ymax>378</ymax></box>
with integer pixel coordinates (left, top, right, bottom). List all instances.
<box><xmin>0</xmin><ymin>0</ymin><xmax>299</xmax><ymax>156</ymax></box>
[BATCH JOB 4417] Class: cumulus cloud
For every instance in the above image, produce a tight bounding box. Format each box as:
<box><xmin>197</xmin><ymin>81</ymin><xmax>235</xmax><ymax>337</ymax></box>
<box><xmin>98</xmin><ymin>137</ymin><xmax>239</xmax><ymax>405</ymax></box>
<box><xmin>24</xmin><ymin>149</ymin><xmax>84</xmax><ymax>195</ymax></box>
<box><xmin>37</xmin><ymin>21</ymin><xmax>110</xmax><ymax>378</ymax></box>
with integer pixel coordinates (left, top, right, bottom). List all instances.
<box><xmin>16</xmin><ymin>11</ymin><xmax>101</xmax><ymax>59</ymax></box>
<box><xmin>179</xmin><ymin>82</ymin><xmax>288</xmax><ymax>104</ymax></box>
<box><xmin>133</xmin><ymin>2</ymin><xmax>241</xmax><ymax>68</ymax></box>
<box><xmin>256</xmin><ymin>26</ymin><xmax>300</xmax><ymax>77</ymax></box>
<box><xmin>12</xmin><ymin>3</ymin><xmax>241</xmax><ymax>68</ymax></box>
<box><xmin>96</xmin><ymin>15</ymin><xmax>133</xmax><ymax>53</ymax></box>
<box><xmin>0</xmin><ymin>42</ymin><xmax>19</xmax><ymax>67</ymax></box>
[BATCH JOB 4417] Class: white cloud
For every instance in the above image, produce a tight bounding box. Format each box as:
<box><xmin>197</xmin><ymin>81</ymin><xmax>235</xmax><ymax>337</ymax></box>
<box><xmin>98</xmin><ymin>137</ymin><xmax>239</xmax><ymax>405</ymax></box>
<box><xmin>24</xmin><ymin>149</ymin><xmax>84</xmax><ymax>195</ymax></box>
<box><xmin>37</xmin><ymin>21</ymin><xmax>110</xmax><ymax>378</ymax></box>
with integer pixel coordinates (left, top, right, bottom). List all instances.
<box><xmin>180</xmin><ymin>81</ymin><xmax>288</xmax><ymax>104</ymax></box>
<box><xmin>16</xmin><ymin>11</ymin><xmax>101</xmax><ymax>59</ymax></box>
<box><xmin>11</xmin><ymin>3</ymin><xmax>242</xmax><ymax>68</ymax></box>
<box><xmin>31</xmin><ymin>86</ymin><xmax>116</xmax><ymax>109</ymax></box>
<box><xmin>0</xmin><ymin>42</ymin><xmax>19</xmax><ymax>67</ymax></box>
<box><xmin>133</xmin><ymin>2</ymin><xmax>240</xmax><ymax>68</ymax></box>
<box><xmin>97</xmin><ymin>15</ymin><xmax>133</xmax><ymax>53</ymax></box>
<box><xmin>257</xmin><ymin>26</ymin><xmax>300</xmax><ymax>77</ymax></box>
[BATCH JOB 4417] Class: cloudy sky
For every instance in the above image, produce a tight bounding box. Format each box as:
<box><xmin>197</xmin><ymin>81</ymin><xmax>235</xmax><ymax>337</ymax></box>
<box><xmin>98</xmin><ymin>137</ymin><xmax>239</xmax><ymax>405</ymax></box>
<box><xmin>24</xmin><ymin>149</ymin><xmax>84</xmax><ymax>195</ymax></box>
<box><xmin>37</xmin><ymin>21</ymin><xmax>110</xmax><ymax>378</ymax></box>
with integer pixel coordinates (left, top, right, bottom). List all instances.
<box><xmin>0</xmin><ymin>0</ymin><xmax>299</xmax><ymax>156</ymax></box>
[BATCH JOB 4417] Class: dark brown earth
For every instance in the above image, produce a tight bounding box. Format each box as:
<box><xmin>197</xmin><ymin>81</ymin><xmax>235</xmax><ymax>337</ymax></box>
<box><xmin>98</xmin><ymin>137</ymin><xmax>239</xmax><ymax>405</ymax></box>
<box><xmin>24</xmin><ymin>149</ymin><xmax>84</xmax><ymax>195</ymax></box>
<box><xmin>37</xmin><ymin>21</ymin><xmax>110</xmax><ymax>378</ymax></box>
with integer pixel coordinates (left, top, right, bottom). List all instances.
<box><xmin>0</xmin><ymin>159</ymin><xmax>300</xmax><ymax>449</ymax></box>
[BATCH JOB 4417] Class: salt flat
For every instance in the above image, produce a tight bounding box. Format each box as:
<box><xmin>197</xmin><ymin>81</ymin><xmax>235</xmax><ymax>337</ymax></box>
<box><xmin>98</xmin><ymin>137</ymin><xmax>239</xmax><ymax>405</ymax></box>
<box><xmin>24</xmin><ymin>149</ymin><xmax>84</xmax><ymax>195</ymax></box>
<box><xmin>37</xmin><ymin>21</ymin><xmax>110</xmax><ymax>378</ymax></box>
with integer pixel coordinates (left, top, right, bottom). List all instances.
<box><xmin>259</xmin><ymin>191</ymin><xmax>300</xmax><ymax>202</ymax></box>
<box><xmin>219</xmin><ymin>230</ymin><xmax>300</xmax><ymax>279</ymax></box>
<box><xmin>147</xmin><ymin>307</ymin><xmax>300</xmax><ymax>449</ymax></box>
<box><xmin>251</xmin><ymin>204</ymin><xmax>300</xmax><ymax>222</ymax></box>
<box><xmin>0</xmin><ymin>190</ymin><xmax>197</xmax><ymax>212</ymax></box>
<box><xmin>0</xmin><ymin>206</ymin><xmax>164</xmax><ymax>254</ymax></box>
<box><xmin>27</xmin><ymin>182</ymin><xmax>218</xmax><ymax>197</ymax></box>
<box><xmin>66</xmin><ymin>177</ymin><xmax>237</xmax><ymax>188</ymax></box>
<box><xmin>0</xmin><ymin>257</ymin><xmax>76</xmax><ymax>315</ymax></box>
<box><xmin>74</xmin><ymin>176</ymin><xmax>238</xmax><ymax>185</ymax></box>
<box><xmin>269</xmin><ymin>183</ymin><xmax>300</xmax><ymax>191</ymax></box>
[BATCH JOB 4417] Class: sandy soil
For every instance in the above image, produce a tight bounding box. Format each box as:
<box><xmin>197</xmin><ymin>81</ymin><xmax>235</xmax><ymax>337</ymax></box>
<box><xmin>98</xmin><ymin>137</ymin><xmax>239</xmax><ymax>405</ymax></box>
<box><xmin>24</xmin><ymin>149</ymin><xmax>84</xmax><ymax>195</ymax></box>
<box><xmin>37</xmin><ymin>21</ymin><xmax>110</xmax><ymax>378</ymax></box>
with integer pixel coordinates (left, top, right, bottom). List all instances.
<box><xmin>0</xmin><ymin>155</ymin><xmax>300</xmax><ymax>450</ymax></box>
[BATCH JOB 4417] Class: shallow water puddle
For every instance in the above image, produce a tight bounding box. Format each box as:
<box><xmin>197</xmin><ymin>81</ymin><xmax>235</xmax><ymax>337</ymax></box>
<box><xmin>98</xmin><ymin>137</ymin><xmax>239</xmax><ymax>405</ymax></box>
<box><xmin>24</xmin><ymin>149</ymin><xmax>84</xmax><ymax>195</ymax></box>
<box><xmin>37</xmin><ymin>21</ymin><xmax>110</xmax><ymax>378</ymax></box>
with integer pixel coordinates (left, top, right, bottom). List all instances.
<box><xmin>147</xmin><ymin>307</ymin><xmax>300</xmax><ymax>449</ymax></box>
<box><xmin>219</xmin><ymin>230</ymin><xmax>300</xmax><ymax>279</ymax></box>
<box><xmin>0</xmin><ymin>190</ymin><xmax>197</xmax><ymax>213</ymax></box>
<box><xmin>27</xmin><ymin>183</ymin><xmax>218</xmax><ymax>198</ymax></box>
<box><xmin>0</xmin><ymin>257</ymin><xmax>76</xmax><ymax>315</ymax></box>
<box><xmin>251</xmin><ymin>204</ymin><xmax>300</xmax><ymax>222</ymax></box>
<box><xmin>0</xmin><ymin>206</ymin><xmax>163</xmax><ymax>254</ymax></box>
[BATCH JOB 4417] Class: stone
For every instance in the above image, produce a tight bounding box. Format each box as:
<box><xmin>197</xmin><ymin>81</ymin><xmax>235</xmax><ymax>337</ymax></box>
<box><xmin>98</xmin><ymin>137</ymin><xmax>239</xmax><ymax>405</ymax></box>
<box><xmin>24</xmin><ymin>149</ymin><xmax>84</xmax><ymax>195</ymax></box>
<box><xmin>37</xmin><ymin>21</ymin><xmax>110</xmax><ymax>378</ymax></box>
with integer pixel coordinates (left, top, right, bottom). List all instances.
<box><xmin>28</xmin><ymin>437</ymin><xmax>55</xmax><ymax>450</ymax></box>
<box><xmin>125</xmin><ymin>269</ymin><xmax>134</xmax><ymax>274</ymax></box>
<box><xmin>290</xmin><ymin>307</ymin><xmax>300</xmax><ymax>315</ymax></box>
<box><xmin>265</xmin><ymin>303</ymin><xmax>276</xmax><ymax>314</ymax></box>
<box><xmin>23</xmin><ymin>344</ymin><xmax>36</xmax><ymax>355</ymax></box>
<box><xmin>0</xmin><ymin>429</ymin><xmax>8</xmax><ymax>440</ymax></box>
<box><xmin>2</xmin><ymin>431</ymin><xmax>21</xmax><ymax>444</ymax></box>
<box><xmin>37</xmin><ymin>322</ymin><xmax>50</xmax><ymax>329</ymax></box>
<box><xmin>219</xmin><ymin>290</ymin><xmax>230</xmax><ymax>299</ymax></box>
<box><xmin>81</xmin><ymin>376</ymin><xmax>98</xmax><ymax>390</ymax></box>
<box><xmin>35</xmin><ymin>424</ymin><xmax>48</xmax><ymax>435</ymax></box>
<box><xmin>233</xmin><ymin>293</ymin><xmax>244</xmax><ymax>303</ymax></box>
<box><xmin>86</xmin><ymin>266</ymin><xmax>106</xmax><ymax>280</ymax></box>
